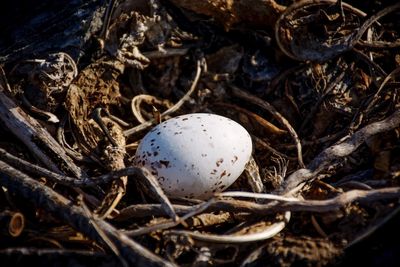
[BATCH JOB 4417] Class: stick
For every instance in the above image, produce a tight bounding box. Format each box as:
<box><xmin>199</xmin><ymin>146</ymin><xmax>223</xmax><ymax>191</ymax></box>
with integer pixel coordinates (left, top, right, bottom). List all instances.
<box><xmin>116</xmin><ymin>187</ymin><xmax>400</xmax><ymax>219</ymax></box>
<box><xmin>124</xmin><ymin>60</ymin><xmax>202</xmax><ymax>137</ymax></box>
<box><xmin>281</xmin><ymin>109</ymin><xmax>400</xmax><ymax>194</ymax></box>
<box><xmin>0</xmin><ymin>86</ymin><xmax>84</xmax><ymax>178</ymax></box>
<box><xmin>0</xmin><ymin>160</ymin><xmax>175</xmax><ymax>267</ymax></box>
<box><xmin>230</xmin><ymin>85</ymin><xmax>305</xmax><ymax>168</ymax></box>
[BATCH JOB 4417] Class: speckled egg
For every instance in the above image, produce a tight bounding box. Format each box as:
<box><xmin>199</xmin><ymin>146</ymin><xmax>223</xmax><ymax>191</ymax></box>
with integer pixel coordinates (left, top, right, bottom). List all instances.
<box><xmin>135</xmin><ymin>113</ymin><xmax>252</xmax><ymax>199</ymax></box>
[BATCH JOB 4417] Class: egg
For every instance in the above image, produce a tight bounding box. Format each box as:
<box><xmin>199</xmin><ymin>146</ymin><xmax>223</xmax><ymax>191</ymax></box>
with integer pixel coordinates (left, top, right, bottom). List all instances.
<box><xmin>135</xmin><ymin>113</ymin><xmax>252</xmax><ymax>199</ymax></box>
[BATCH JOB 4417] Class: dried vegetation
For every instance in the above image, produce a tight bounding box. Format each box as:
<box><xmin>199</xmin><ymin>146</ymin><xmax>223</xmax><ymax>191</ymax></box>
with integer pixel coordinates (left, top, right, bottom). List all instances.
<box><xmin>0</xmin><ymin>0</ymin><xmax>400</xmax><ymax>266</ymax></box>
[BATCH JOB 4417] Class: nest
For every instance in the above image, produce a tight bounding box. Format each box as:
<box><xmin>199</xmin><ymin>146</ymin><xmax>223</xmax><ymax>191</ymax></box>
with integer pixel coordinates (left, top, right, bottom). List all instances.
<box><xmin>0</xmin><ymin>0</ymin><xmax>400</xmax><ymax>266</ymax></box>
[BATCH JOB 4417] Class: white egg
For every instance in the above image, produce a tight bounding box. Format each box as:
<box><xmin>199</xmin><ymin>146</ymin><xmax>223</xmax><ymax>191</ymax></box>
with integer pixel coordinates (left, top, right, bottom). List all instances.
<box><xmin>135</xmin><ymin>113</ymin><xmax>252</xmax><ymax>199</ymax></box>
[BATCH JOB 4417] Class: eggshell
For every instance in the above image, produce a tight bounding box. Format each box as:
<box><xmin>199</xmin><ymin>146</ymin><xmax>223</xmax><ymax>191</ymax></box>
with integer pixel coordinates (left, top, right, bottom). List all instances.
<box><xmin>135</xmin><ymin>113</ymin><xmax>252</xmax><ymax>199</ymax></box>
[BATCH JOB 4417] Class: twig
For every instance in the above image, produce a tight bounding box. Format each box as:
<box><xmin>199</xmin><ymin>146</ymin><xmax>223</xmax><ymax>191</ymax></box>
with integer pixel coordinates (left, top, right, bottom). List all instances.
<box><xmin>352</xmin><ymin>3</ymin><xmax>400</xmax><ymax>48</ymax></box>
<box><xmin>116</xmin><ymin>187</ymin><xmax>400</xmax><ymax>219</ymax></box>
<box><xmin>213</xmin><ymin>102</ymin><xmax>287</xmax><ymax>136</ymax></box>
<box><xmin>98</xmin><ymin>0</ymin><xmax>117</xmax><ymax>41</ymax></box>
<box><xmin>230</xmin><ymin>85</ymin><xmax>305</xmax><ymax>168</ymax></box>
<box><xmin>0</xmin><ymin>149</ymin><xmax>177</xmax><ymax>221</ymax></box>
<box><xmin>0</xmin><ymin>247</ymin><xmax>119</xmax><ymax>266</ymax></box>
<box><xmin>124</xmin><ymin>59</ymin><xmax>202</xmax><ymax>137</ymax></box>
<box><xmin>244</xmin><ymin>156</ymin><xmax>265</xmax><ymax>193</ymax></box>
<box><xmin>298</xmin><ymin>70</ymin><xmax>346</xmax><ymax>133</ymax></box>
<box><xmin>350</xmin><ymin>66</ymin><xmax>400</xmax><ymax>131</ymax></box>
<box><xmin>0</xmin><ymin>148</ymin><xmax>127</xmax><ymax>186</ymax></box>
<box><xmin>56</xmin><ymin>115</ymin><xmax>91</xmax><ymax>163</ymax></box>
<box><xmin>352</xmin><ymin>48</ymin><xmax>387</xmax><ymax>78</ymax></box>
<box><xmin>0</xmin><ymin>85</ymin><xmax>85</xmax><ymax>178</ymax></box>
<box><xmin>79</xmin><ymin>197</ymin><xmax>128</xmax><ymax>267</ymax></box>
<box><xmin>357</xmin><ymin>39</ymin><xmax>400</xmax><ymax>49</ymax></box>
<box><xmin>310</xmin><ymin>110</ymin><xmax>400</xmax><ymax>171</ymax></box>
<box><xmin>0</xmin><ymin>247</ymin><xmax>109</xmax><ymax>257</ymax></box>
<box><xmin>252</xmin><ymin>135</ymin><xmax>294</xmax><ymax>160</ymax></box>
<box><xmin>281</xmin><ymin>109</ymin><xmax>400</xmax><ymax>194</ymax></box>
<box><xmin>216</xmin><ymin>191</ymin><xmax>299</xmax><ymax>202</ymax></box>
<box><xmin>167</xmin><ymin>212</ymin><xmax>290</xmax><ymax>243</ymax></box>
<box><xmin>124</xmin><ymin>199</ymin><xmax>215</xmax><ymax>237</ymax></box>
<box><xmin>274</xmin><ymin>0</ymin><xmax>367</xmax><ymax>61</ymax></box>
<box><xmin>0</xmin><ymin>210</ymin><xmax>25</xmax><ymax>237</ymax></box>
<box><xmin>0</xmin><ymin>160</ymin><xmax>175</xmax><ymax>267</ymax></box>
<box><xmin>92</xmin><ymin>108</ymin><xmax>118</xmax><ymax>147</ymax></box>
<box><xmin>131</xmin><ymin>94</ymin><xmax>173</xmax><ymax>124</ymax></box>
<box><xmin>142</xmin><ymin>48</ymin><xmax>189</xmax><ymax>59</ymax></box>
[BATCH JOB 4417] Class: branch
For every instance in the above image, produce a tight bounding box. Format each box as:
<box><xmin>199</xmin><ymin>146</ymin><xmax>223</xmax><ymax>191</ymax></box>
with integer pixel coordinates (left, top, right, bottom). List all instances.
<box><xmin>0</xmin><ymin>160</ymin><xmax>175</xmax><ymax>267</ymax></box>
<box><xmin>116</xmin><ymin>187</ymin><xmax>400</xmax><ymax>220</ymax></box>
<box><xmin>281</xmin><ymin>109</ymin><xmax>400</xmax><ymax>194</ymax></box>
<box><xmin>0</xmin><ymin>87</ymin><xmax>84</xmax><ymax>178</ymax></box>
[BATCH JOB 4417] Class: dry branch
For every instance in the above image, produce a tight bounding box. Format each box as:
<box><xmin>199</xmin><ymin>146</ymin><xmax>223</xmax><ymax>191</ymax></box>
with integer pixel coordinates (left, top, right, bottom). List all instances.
<box><xmin>0</xmin><ymin>87</ymin><xmax>84</xmax><ymax>178</ymax></box>
<box><xmin>117</xmin><ymin>187</ymin><xmax>400</xmax><ymax>220</ymax></box>
<box><xmin>0</xmin><ymin>160</ymin><xmax>175</xmax><ymax>267</ymax></box>
<box><xmin>281</xmin><ymin>109</ymin><xmax>400</xmax><ymax>194</ymax></box>
<box><xmin>0</xmin><ymin>148</ymin><xmax>177</xmax><ymax>221</ymax></box>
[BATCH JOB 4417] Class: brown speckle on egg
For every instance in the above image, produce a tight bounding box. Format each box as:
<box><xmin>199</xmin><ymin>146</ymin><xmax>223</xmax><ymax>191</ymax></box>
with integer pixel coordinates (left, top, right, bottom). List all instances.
<box><xmin>220</xmin><ymin>170</ymin><xmax>227</xmax><ymax>178</ymax></box>
<box><xmin>216</xmin><ymin>158</ymin><xmax>224</xmax><ymax>167</ymax></box>
<box><xmin>231</xmin><ymin>155</ymin><xmax>238</xmax><ymax>164</ymax></box>
<box><xmin>159</xmin><ymin>160</ymin><xmax>170</xmax><ymax>168</ymax></box>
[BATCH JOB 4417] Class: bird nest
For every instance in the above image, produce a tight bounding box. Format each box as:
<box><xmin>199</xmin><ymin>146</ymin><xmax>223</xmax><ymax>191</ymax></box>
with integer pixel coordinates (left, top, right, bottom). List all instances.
<box><xmin>0</xmin><ymin>0</ymin><xmax>400</xmax><ymax>266</ymax></box>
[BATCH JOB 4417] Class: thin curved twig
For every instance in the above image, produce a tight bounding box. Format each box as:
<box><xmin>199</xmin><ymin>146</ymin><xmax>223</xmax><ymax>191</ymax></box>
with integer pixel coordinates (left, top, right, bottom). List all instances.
<box><xmin>166</xmin><ymin>211</ymin><xmax>291</xmax><ymax>243</ymax></box>
<box><xmin>131</xmin><ymin>94</ymin><xmax>173</xmax><ymax>123</ymax></box>
<box><xmin>124</xmin><ymin>60</ymin><xmax>202</xmax><ymax>137</ymax></box>
<box><xmin>230</xmin><ymin>85</ymin><xmax>305</xmax><ymax>168</ymax></box>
